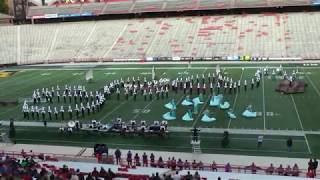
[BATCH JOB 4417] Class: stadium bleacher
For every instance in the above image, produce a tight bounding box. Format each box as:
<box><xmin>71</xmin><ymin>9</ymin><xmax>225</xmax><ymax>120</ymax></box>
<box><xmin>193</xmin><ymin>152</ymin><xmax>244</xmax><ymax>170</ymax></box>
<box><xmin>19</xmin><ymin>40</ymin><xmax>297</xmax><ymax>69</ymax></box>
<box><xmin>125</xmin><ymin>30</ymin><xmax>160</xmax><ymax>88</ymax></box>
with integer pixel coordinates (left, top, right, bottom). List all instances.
<box><xmin>1</xmin><ymin>12</ymin><xmax>320</xmax><ymax>65</ymax></box>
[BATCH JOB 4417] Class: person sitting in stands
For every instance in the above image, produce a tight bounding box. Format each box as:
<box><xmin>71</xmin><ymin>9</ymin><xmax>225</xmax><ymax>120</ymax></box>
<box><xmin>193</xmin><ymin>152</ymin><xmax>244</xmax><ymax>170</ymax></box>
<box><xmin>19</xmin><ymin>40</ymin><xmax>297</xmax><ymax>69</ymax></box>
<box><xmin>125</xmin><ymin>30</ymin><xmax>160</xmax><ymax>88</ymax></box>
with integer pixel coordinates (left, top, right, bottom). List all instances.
<box><xmin>246</xmin><ymin>162</ymin><xmax>261</xmax><ymax>174</ymax></box>
<box><xmin>171</xmin><ymin>157</ymin><xmax>177</xmax><ymax>170</ymax></box>
<box><xmin>277</xmin><ymin>164</ymin><xmax>284</xmax><ymax>175</ymax></box>
<box><xmin>99</xmin><ymin>167</ymin><xmax>107</xmax><ymax>178</ymax></box>
<box><xmin>127</xmin><ymin>151</ymin><xmax>132</xmax><ymax>166</ymax></box>
<box><xmin>134</xmin><ymin>153</ymin><xmax>140</xmax><ymax>166</ymax></box>
<box><xmin>211</xmin><ymin>161</ymin><xmax>217</xmax><ymax>172</ymax></box>
<box><xmin>91</xmin><ymin>167</ymin><xmax>99</xmax><ymax>177</ymax></box>
<box><xmin>292</xmin><ymin>163</ymin><xmax>300</xmax><ymax>176</ymax></box>
<box><xmin>184</xmin><ymin>160</ymin><xmax>191</xmax><ymax>170</ymax></box>
<box><xmin>194</xmin><ymin>171</ymin><xmax>201</xmax><ymax>180</ymax></box>
<box><xmin>142</xmin><ymin>152</ymin><xmax>148</xmax><ymax>167</ymax></box>
<box><xmin>266</xmin><ymin>163</ymin><xmax>275</xmax><ymax>175</ymax></box>
<box><xmin>184</xmin><ymin>171</ymin><xmax>193</xmax><ymax>180</ymax></box>
<box><xmin>177</xmin><ymin>159</ymin><xmax>183</xmax><ymax>170</ymax></box>
<box><xmin>86</xmin><ymin>173</ymin><xmax>94</xmax><ymax>180</ymax></box>
<box><xmin>166</xmin><ymin>157</ymin><xmax>171</xmax><ymax>169</ymax></box>
<box><xmin>150</xmin><ymin>153</ymin><xmax>156</xmax><ymax>167</ymax></box>
<box><xmin>225</xmin><ymin>163</ymin><xmax>232</xmax><ymax>172</ymax></box>
<box><xmin>192</xmin><ymin>160</ymin><xmax>198</xmax><ymax>170</ymax></box>
<box><xmin>198</xmin><ymin>161</ymin><xmax>204</xmax><ymax>170</ymax></box>
<box><xmin>158</xmin><ymin>157</ymin><xmax>164</xmax><ymax>168</ymax></box>
<box><xmin>107</xmin><ymin>168</ymin><xmax>116</xmax><ymax>179</ymax></box>
<box><xmin>62</xmin><ymin>164</ymin><xmax>69</xmax><ymax>174</ymax></box>
<box><xmin>284</xmin><ymin>165</ymin><xmax>292</xmax><ymax>176</ymax></box>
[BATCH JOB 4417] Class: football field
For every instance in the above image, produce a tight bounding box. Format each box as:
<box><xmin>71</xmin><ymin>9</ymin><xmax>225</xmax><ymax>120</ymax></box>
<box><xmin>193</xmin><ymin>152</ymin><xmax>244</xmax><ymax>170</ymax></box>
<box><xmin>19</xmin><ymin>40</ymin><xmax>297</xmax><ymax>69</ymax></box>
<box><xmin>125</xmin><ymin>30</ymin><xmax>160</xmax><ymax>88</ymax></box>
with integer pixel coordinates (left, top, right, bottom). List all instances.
<box><xmin>1</xmin><ymin>62</ymin><xmax>320</xmax><ymax>158</ymax></box>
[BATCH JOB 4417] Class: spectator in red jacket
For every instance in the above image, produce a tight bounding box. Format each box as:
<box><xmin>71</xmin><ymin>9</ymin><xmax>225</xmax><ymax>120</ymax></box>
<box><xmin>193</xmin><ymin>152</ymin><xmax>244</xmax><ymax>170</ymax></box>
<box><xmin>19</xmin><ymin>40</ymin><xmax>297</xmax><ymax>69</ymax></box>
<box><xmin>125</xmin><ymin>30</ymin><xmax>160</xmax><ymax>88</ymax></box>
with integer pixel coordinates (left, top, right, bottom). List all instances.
<box><xmin>292</xmin><ymin>163</ymin><xmax>299</xmax><ymax>176</ymax></box>
<box><xmin>158</xmin><ymin>157</ymin><xmax>164</xmax><ymax>168</ymax></box>
<box><xmin>150</xmin><ymin>153</ymin><xmax>155</xmax><ymax>167</ymax></box>
<box><xmin>171</xmin><ymin>157</ymin><xmax>177</xmax><ymax>170</ymax></box>
<box><xmin>166</xmin><ymin>157</ymin><xmax>171</xmax><ymax>169</ymax></box>
<box><xmin>211</xmin><ymin>161</ymin><xmax>217</xmax><ymax>172</ymax></box>
<box><xmin>91</xmin><ymin>167</ymin><xmax>99</xmax><ymax>177</ymax></box>
<box><xmin>245</xmin><ymin>162</ymin><xmax>261</xmax><ymax>174</ymax></box>
<box><xmin>225</xmin><ymin>163</ymin><xmax>231</xmax><ymax>172</ymax></box>
<box><xmin>99</xmin><ymin>167</ymin><xmax>107</xmax><ymax>178</ymax></box>
<box><xmin>308</xmin><ymin>159</ymin><xmax>314</xmax><ymax>172</ymax></box>
<box><xmin>142</xmin><ymin>152</ymin><xmax>148</xmax><ymax>167</ymax></box>
<box><xmin>198</xmin><ymin>161</ymin><xmax>204</xmax><ymax>170</ymax></box>
<box><xmin>266</xmin><ymin>163</ymin><xmax>275</xmax><ymax>175</ymax></box>
<box><xmin>192</xmin><ymin>160</ymin><xmax>198</xmax><ymax>170</ymax></box>
<box><xmin>284</xmin><ymin>165</ymin><xmax>291</xmax><ymax>176</ymax></box>
<box><xmin>177</xmin><ymin>158</ymin><xmax>183</xmax><ymax>170</ymax></box>
<box><xmin>134</xmin><ymin>153</ymin><xmax>140</xmax><ymax>166</ymax></box>
<box><xmin>184</xmin><ymin>160</ymin><xmax>190</xmax><ymax>170</ymax></box>
<box><xmin>277</xmin><ymin>164</ymin><xmax>284</xmax><ymax>175</ymax></box>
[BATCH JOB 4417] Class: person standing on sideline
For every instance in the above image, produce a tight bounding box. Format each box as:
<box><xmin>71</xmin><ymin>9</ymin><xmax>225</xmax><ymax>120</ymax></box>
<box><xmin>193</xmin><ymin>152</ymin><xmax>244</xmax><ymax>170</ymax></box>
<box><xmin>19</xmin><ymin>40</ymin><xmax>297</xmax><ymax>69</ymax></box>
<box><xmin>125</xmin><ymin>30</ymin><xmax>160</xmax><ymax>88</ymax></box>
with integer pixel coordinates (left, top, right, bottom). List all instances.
<box><xmin>114</xmin><ymin>149</ymin><xmax>121</xmax><ymax>165</ymax></box>
<box><xmin>287</xmin><ymin>137</ymin><xmax>293</xmax><ymax>152</ymax></box>
<box><xmin>313</xmin><ymin>158</ymin><xmax>318</xmax><ymax>176</ymax></box>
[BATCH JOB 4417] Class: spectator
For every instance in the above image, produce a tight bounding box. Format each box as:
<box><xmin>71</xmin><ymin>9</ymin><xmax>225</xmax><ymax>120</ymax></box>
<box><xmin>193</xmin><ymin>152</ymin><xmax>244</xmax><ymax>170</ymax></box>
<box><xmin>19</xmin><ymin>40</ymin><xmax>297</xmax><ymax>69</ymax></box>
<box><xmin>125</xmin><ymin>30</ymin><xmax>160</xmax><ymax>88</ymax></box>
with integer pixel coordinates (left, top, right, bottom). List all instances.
<box><xmin>99</xmin><ymin>167</ymin><xmax>107</xmax><ymax>178</ymax></box>
<box><xmin>127</xmin><ymin>150</ymin><xmax>132</xmax><ymax>166</ymax></box>
<box><xmin>177</xmin><ymin>158</ymin><xmax>183</xmax><ymax>170</ymax></box>
<box><xmin>70</xmin><ymin>172</ymin><xmax>79</xmax><ymax>180</ymax></box>
<box><xmin>184</xmin><ymin>171</ymin><xmax>193</xmax><ymax>180</ymax></box>
<box><xmin>287</xmin><ymin>137</ymin><xmax>293</xmax><ymax>152</ymax></box>
<box><xmin>85</xmin><ymin>173</ymin><xmax>94</xmax><ymax>180</ymax></box>
<box><xmin>150</xmin><ymin>153</ymin><xmax>156</xmax><ymax>167</ymax></box>
<box><xmin>313</xmin><ymin>158</ymin><xmax>318</xmax><ymax>176</ymax></box>
<box><xmin>277</xmin><ymin>164</ymin><xmax>284</xmax><ymax>175</ymax></box>
<box><xmin>107</xmin><ymin>168</ymin><xmax>116</xmax><ymax>179</ymax></box>
<box><xmin>218</xmin><ymin>177</ymin><xmax>221</xmax><ymax>180</ymax></box>
<box><xmin>194</xmin><ymin>171</ymin><xmax>200</xmax><ymax>180</ymax></box>
<box><xmin>134</xmin><ymin>153</ymin><xmax>140</xmax><ymax>166</ymax></box>
<box><xmin>198</xmin><ymin>161</ymin><xmax>204</xmax><ymax>170</ymax></box>
<box><xmin>308</xmin><ymin>159</ymin><xmax>314</xmax><ymax>173</ymax></box>
<box><xmin>192</xmin><ymin>160</ymin><xmax>198</xmax><ymax>170</ymax></box>
<box><xmin>172</xmin><ymin>171</ymin><xmax>180</xmax><ymax>180</ymax></box>
<box><xmin>142</xmin><ymin>152</ymin><xmax>148</xmax><ymax>167</ymax></box>
<box><xmin>266</xmin><ymin>163</ymin><xmax>275</xmax><ymax>175</ymax></box>
<box><xmin>211</xmin><ymin>161</ymin><xmax>217</xmax><ymax>172</ymax></box>
<box><xmin>114</xmin><ymin>149</ymin><xmax>121</xmax><ymax>165</ymax></box>
<box><xmin>292</xmin><ymin>163</ymin><xmax>299</xmax><ymax>176</ymax></box>
<box><xmin>153</xmin><ymin>172</ymin><xmax>161</xmax><ymax>180</ymax></box>
<box><xmin>165</xmin><ymin>174</ymin><xmax>173</xmax><ymax>180</ymax></box>
<box><xmin>284</xmin><ymin>165</ymin><xmax>291</xmax><ymax>176</ymax></box>
<box><xmin>158</xmin><ymin>156</ymin><xmax>164</xmax><ymax>168</ymax></box>
<box><xmin>91</xmin><ymin>167</ymin><xmax>99</xmax><ymax>177</ymax></box>
<box><xmin>171</xmin><ymin>157</ymin><xmax>176</xmax><ymax>170</ymax></box>
<box><xmin>184</xmin><ymin>160</ymin><xmax>190</xmax><ymax>170</ymax></box>
<box><xmin>245</xmin><ymin>162</ymin><xmax>261</xmax><ymax>174</ymax></box>
<box><xmin>167</xmin><ymin>157</ymin><xmax>171</xmax><ymax>169</ymax></box>
<box><xmin>225</xmin><ymin>163</ymin><xmax>231</xmax><ymax>172</ymax></box>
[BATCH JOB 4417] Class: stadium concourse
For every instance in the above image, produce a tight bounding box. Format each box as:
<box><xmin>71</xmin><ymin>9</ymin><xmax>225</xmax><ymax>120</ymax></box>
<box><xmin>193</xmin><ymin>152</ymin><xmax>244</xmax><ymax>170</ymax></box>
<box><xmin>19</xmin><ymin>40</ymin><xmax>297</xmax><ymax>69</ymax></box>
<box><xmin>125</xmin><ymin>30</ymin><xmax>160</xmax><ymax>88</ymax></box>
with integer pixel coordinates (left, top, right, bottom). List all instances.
<box><xmin>1</xmin><ymin>11</ymin><xmax>320</xmax><ymax>64</ymax></box>
<box><xmin>0</xmin><ymin>143</ymin><xmax>317</xmax><ymax>179</ymax></box>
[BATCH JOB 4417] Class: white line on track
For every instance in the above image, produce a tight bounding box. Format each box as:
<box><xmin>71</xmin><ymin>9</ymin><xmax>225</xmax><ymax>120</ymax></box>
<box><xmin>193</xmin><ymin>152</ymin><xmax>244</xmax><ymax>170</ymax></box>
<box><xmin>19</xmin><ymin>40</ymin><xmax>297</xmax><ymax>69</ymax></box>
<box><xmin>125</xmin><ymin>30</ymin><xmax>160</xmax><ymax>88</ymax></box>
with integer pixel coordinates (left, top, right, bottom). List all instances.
<box><xmin>290</xmin><ymin>95</ymin><xmax>312</xmax><ymax>154</ymax></box>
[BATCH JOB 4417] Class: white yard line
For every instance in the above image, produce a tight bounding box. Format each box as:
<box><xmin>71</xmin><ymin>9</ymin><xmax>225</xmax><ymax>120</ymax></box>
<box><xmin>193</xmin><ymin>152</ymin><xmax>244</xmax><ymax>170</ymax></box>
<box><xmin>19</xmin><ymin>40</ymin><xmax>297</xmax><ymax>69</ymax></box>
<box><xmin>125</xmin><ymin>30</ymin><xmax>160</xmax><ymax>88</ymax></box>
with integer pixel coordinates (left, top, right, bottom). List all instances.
<box><xmin>191</xmin><ymin>68</ymin><xmax>208</xmax><ymax>127</ymax></box>
<box><xmin>228</xmin><ymin>68</ymin><xmax>244</xmax><ymax>129</ymax></box>
<box><xmin>99</xmin><ymin>100</ymin><xmax>128</xmax><ymax>120</ymax></box>
<box><xmin>262</xmin><ymin>70</ymin><xmax>266</xmax><ymax>130</ymax></box>
<box><xmin>290</xmin><ymin>95</ymin><xmax>312</xmax><ymax>154</ymax></box>
<box><xmin>305</xmin><ymin>74</ymin><xmax>320</xmax><ymax>97</ymax></box>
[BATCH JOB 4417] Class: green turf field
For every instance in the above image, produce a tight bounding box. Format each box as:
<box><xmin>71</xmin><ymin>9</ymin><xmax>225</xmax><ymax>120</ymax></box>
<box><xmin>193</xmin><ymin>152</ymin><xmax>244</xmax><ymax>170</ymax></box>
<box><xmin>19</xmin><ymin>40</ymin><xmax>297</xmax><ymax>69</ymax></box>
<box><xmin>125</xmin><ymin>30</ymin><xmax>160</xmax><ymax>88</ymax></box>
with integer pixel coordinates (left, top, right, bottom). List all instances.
<box><xmin>1</xmin><ymin>62</ymin><xmax>320</xmax><ymax>158</ymax></box>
